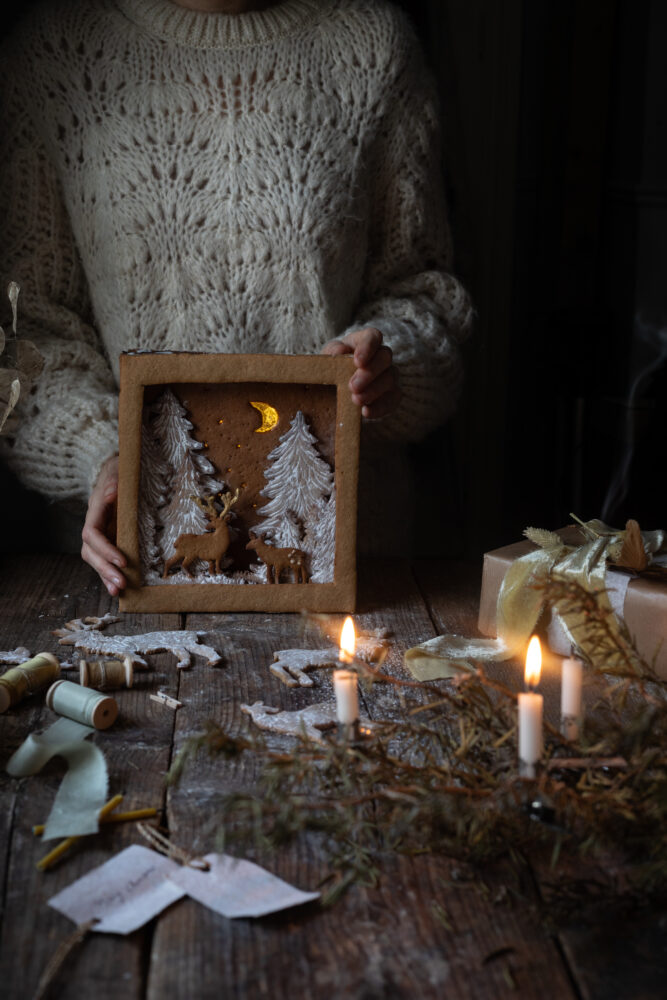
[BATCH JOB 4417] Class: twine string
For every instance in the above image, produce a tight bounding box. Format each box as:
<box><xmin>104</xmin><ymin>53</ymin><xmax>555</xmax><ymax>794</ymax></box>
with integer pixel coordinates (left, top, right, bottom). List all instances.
<box><xmin>32</xmin><ymin>918</ymin><xmax>98</xmax><ymax>1000</ymax></box>
<box><xmin>15</xmin><ymin>662</ymin><xmax>41</xmax><ymax>690</ymax></box>
<box><xmin>137</xmin><ymin>822</ymin><xmax>210</xmax><ymax>870</ymax></box>
<box><xmin>0</xmin><ymin>654</ymin><xmax>60</xmax><ymax>710</ymax></box>
<box><xmin>81</xmin><ymin>658</ymin><xmax>132</xmax><ymax>691</ymax></box>
<box><xmin>33</xmin><ymin>823</ymin><xmax>207</xmax><ymax>996</ymax></box>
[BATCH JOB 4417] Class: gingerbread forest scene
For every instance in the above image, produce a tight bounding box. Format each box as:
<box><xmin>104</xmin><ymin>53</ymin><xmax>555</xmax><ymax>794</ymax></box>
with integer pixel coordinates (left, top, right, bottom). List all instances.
<box><xmin>142</xmin><ymin>384</ymin><xmax>336</xmax><ymax>588</ymax></box>
<box><xmin>1</xmin><ymin>2</ymin><xmax>667</xmax><ymax>999</ymax></box>
<box><xmin>117</xmin><ymin>352</ymin><xmax>359</xmax><ymax>613</ymax></box>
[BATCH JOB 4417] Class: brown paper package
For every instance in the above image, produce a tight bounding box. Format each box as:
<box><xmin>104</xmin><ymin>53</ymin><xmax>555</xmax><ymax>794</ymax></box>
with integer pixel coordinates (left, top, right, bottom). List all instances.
<box><xmin>478</xmin><ymin>527</ymin><xmax>667</xmax><ymax>680</ymax></box>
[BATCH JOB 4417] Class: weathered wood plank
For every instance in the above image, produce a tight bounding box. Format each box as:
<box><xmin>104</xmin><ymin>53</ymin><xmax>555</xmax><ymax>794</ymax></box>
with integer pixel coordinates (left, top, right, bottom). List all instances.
<box><xmin>146</xmin><ymin>853</ymin><xmax>574</xmax><ymax>1000</ymax></box>
<box><xmin>1</xmin><ymin>743</ymin><xmax>171</xmax><ymax>1000</ymax></box>
<box><xmin>0</xmin><ymin>554</ymin><xmax>181</xmax><ymax>1000</ymax></box>
<box><xmin>411</xmin><ymin>559</ymin><xmax>483</xmax><ymax>636</ymax></box>
<box><xmin>2</xmin><ymin>555</ymin><xmax>661</xmax><ymax>999</ymax></box>
<box><xmin>411</xmin><ymin>559</ymin><xmax>565</xmax><ymax>725</ymax></box>
<box><xmin>0</xmin><ymin>783</ymin><xmax>17</xmax><ymax>919</ymax></box>
<box><xmin>0</xmin><ymin>554</ymin><xmax>95</xmax><ymax>956</ymax></box>
<box><xmin>145</xmin><ymin>561</ymin><xmax>574</xmax><ymax>999</ymax></box>
<box><xmin>414</xmin><ymin>558</ymin><xmax>667</xmax><ymax>1000</ymax></box>
<box><xmin>558</xmin><ymin>909</ymin><xmax>667</xmax><ymax>1000</ymax></box>
<box><xmin>0</xmin><ymin>554</ymin><xmax>98</xmax><ymax>753</ymax></box>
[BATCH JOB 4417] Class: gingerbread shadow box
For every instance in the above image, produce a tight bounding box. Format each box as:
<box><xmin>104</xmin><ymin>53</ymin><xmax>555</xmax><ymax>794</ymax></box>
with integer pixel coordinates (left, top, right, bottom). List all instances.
<box><xmin>117</xmin><ymin>353</ymin><xmax>360</xmax><ymax>613</ymax></box>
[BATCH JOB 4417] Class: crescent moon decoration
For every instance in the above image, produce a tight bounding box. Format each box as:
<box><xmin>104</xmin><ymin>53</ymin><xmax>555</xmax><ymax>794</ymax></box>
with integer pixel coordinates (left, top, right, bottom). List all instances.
<box><xmin>250</xmin><ymin>400</ymin><xmax>279</xmax><ymax>433</ymax></box>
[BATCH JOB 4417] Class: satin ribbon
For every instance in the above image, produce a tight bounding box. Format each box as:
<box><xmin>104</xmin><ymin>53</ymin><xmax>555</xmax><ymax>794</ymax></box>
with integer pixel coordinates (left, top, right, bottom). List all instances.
<box><xmin>405</xmin><ymin>520</ymin><xmax>666</xmax><ymax>681</ymax></box>
<box><xmin>6</xmin><ymin>717</ymin><xmax>109</xmax><ymax>840</ymax></box>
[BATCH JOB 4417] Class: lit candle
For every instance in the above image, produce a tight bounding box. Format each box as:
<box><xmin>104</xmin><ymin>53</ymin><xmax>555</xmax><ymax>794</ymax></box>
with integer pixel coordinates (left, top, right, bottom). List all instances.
<box><xmin>518</xmin><ymin>635</ymin><xmax>543</xmax><ymax>778</ymax></box>
<box><xmin>334</xmin><ymin>617</ymin><xmax>359</xmax><ymax>725</ymax></box>
<box><xmin>338</xmin><ymin>616</ymin><xmax>355</xmax><ymax>664</ymax></box>
<box><xmin>560</xmin><ymin>652</ymin><xmax>583</xmax><ymax>741</ymax></box>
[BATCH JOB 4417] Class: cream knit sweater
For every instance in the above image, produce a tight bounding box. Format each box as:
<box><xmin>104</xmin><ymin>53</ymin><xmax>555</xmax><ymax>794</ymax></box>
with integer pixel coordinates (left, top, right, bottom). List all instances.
<box><xmin>0</xmin><ymin>0</ymin><xmax>472</xmax><ymax>541</ymax></box>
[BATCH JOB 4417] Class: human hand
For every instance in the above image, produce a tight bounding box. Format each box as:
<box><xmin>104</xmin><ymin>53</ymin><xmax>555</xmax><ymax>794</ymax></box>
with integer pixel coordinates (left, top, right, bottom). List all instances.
<box><xmin>322</xmin><ymin>327</ymin><xmax>400</xmax><ymax>419</ymax></box>
<box><xmin>81</xmin><ymin>455</ymin><xmax>127</xmax><ymax>596</ymax></box>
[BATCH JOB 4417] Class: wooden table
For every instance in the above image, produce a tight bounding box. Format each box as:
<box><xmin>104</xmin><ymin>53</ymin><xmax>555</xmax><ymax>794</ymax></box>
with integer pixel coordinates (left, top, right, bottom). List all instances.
<box><xmin>0</xmin><ymin>554</ymin><xmax>665</xmax><ymax>1000</ymax></box>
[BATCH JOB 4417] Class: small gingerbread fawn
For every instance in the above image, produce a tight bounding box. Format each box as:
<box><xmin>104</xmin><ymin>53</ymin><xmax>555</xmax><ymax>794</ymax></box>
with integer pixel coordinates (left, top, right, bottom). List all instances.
<box><xmin>163</xmin><ymin>488</ymin><xmax>240</xmax><ymax>578</ymax></box>
<box><xmin>246</xmin><ymin>531</ymin><xmax>309</xmax><ymax>584</ymax></box>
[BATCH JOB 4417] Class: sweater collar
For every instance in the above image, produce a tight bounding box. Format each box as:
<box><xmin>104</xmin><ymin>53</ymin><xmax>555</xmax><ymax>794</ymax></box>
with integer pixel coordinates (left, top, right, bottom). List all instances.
<box><xmin>114</xmin><ymin>0</ymin><xmax>330</xmax><ymax>49</ymax></box>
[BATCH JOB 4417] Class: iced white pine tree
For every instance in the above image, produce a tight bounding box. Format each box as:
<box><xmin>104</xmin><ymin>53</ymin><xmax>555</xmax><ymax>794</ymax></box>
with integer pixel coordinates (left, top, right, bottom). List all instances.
<box><xmin>152</xmin><ymin>388</ymin><xmax>203</xmax><ymax>469</ymax></box>
<box><xmin>303</xmin><ymin>487</ymin><xmax>336</xmax><ymax>583</ymax></box>
<box><xmin>138</xmin><ymin>421</ymin><xmax>170</xmax><ymax>575</ymax></box>
<box><xmin>268</xmin><ymin>509</ymin><xmax>303</xmax><ymax>548</ymax></box>
<box><xmin>159</xmin><ymin>454</ymin><xmax>209</xmax><ymax>563</ymax></box>
<box><xmin>257</xmin><ymin>411</ymin><xmax>333</xmax><ymax>543</ymax></box>
<box><xmin>152</xmin><ymin>388</ymin><xmax>225</xmax><ymax>567</ymax></box>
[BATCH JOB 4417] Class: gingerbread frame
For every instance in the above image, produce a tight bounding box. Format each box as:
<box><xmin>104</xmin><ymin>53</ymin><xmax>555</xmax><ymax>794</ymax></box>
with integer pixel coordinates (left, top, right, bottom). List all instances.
<box><xmin>117</xmin><ymin>352</ymin><xmax>360</xmax><ymax>612</ymax></box>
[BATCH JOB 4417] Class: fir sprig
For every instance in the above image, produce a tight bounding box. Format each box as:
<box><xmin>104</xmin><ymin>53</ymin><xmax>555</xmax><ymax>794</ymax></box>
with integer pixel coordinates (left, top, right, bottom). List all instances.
<box><xmin>170</xmin><ymin>579</ymin><xmax>667</xmax><ymax>912</ymax></box>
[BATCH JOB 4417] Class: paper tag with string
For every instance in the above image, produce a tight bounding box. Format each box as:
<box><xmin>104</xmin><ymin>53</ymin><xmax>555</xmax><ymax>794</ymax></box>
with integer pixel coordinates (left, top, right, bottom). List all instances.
<box><xmin>49</xmin><ymin>844</ymin><xmax>185</xmax><ymax>934</ymax></box>
<box><xmin>49</xmin><ymin>840</ymin><xmax>319</xmax><ymax>933</ymax></box>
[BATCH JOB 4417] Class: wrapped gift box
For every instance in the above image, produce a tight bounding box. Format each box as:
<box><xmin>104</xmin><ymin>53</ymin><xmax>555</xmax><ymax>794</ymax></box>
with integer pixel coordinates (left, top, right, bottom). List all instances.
<box><xmin>478</xmin><ymin>527</ymin><xmax>667</xmax><ymax>680</ymax></box>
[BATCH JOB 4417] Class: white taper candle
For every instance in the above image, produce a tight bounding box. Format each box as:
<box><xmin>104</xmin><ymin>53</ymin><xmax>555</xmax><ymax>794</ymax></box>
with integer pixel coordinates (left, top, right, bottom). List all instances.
<box><xmin>333</xmin><ymin>669</ymin><xmax>359</xmax><ymax>724</ymax></box>
<box><xmin>518</xmin><ymin>691</ymin><xmax>543</xmax><ymax>776</ymax></box>
<box><xmin>519</xmin><ymin>636</ymin><xmax>544</xmax><ymax>778</ymax></box>
<box><xmin>560</xmin><ymin>655</ymin><xmax>583</xmax><ymax>740</ymax></box>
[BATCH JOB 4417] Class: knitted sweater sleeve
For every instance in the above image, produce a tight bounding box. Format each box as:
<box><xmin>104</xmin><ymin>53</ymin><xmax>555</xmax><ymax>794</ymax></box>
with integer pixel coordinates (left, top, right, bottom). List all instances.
<box><xmin>0</xmin><ymin>66</ymin><xmax>119</xmax><ymax>503</ymax></box>
<box><xmin>343</xmin><ymin>19</ymin><xmax>473</xmax><ymax>443</ymax></box>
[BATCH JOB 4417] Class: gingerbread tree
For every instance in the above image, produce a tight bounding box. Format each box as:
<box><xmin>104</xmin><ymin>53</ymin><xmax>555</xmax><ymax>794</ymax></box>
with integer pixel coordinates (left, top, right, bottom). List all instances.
<box><xmin>151</xmin><ymin>388</ymin><xmax>225</xmax><ymax>564</ymax></box>
<box><xmin>275</xmin><ymin>509</ymin><xmax>304</xmax><ymax>549</ymax></box>
<box><xmin>303</xmin><ymin>487</ymin><xmax>336</xmax><ymax>583</ymax></box>
<box><xmin>256</xmin><ymin>410</ymin><xmax>333</xmax><ymax>546</ymax></box>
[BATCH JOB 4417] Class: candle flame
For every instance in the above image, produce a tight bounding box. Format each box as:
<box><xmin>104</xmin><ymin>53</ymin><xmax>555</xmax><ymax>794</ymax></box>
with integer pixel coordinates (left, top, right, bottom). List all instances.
<box><xmin>339</xmin><ymin>616</ymin><xmax>356</xmax><ymax>663</ymax></box>
<box><xmin>525</xmin><ymin>635</ymin><xmax>542</xmax><ymax>688</ymax></box>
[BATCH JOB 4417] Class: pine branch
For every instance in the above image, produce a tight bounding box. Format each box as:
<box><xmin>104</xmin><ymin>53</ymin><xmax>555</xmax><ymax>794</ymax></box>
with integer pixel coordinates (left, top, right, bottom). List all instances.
<box><xmin>170</xmin><ymin>583</ymin><xmax>667</xmax><ymax>917</ymax></box>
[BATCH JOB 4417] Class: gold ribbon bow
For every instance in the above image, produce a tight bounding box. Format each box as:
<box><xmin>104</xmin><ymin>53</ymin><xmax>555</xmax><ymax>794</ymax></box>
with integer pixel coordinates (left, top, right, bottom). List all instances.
<box><xmin>404</xmin><ymin>519</ymin><xmax>666</xmax><ymax>680</ymax></box>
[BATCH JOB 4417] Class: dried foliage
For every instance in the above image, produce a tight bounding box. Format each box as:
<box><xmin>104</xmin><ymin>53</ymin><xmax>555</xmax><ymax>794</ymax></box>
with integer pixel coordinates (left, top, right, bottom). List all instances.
<box><xmin>170</xmin><ymin>576</ymin><xmax>667</xmax><ymax>909</ymax></box>
<box><xmin>0</xmin><ymin>282</ymin><xmax>44</xmax><ymax>434</ymax></box>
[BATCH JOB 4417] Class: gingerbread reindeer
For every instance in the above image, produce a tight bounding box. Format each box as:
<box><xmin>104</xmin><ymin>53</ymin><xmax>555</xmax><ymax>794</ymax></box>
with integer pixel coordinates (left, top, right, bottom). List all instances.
<box><xmin>246</xmin><ymin>532</ymin><xmax>309</xmax><ymax>584</ymax></box>
<box><xmin>163</xmin><ymin>488</ymin><xmax>240</xmax><ymax>578</ymax></box>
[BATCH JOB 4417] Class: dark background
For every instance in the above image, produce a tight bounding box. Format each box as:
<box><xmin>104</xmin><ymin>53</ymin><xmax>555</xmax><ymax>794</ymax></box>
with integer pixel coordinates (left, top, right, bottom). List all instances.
<box><xmin>409</xmin><ymin>0</ymin><xmax>667</xmax><ymax>556</ymax></box>
<box><xmin>1</xmin><ymin>0</ymin><xmax>666</xmax><ymax>557</ymax></box>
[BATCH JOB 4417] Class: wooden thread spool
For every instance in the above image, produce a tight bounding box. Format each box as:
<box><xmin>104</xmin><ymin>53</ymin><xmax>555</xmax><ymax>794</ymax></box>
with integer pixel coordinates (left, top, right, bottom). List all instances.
<box><xmin>0</xmin><ymin>653</ymin><xmax>60</xmax><ymax>713</ymax></box>
<box><xmin>79</xmin><ymin>657</ymin><xmax>133</xmax><ymax>691</ymax></box>
<box><xmin>46</xmin><ymin>679</ymin><xmax>118</xmax><ymax>730</ymax></box>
